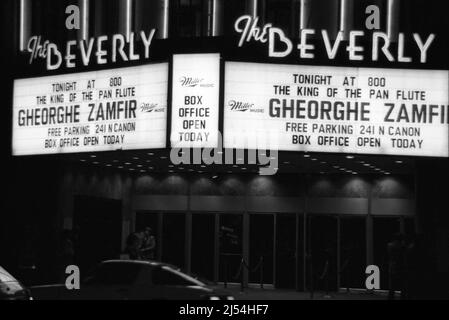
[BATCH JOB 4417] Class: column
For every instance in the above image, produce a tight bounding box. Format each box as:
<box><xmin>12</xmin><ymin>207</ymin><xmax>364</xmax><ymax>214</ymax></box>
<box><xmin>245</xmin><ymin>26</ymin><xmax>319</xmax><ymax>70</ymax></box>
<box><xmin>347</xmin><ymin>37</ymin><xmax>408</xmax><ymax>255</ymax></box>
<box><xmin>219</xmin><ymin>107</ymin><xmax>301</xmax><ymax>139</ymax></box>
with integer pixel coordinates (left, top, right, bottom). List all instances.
<box><xmin>19</xmin><ymin>0</ymin><xmax>32</xmax><ymax>51</ymax></box>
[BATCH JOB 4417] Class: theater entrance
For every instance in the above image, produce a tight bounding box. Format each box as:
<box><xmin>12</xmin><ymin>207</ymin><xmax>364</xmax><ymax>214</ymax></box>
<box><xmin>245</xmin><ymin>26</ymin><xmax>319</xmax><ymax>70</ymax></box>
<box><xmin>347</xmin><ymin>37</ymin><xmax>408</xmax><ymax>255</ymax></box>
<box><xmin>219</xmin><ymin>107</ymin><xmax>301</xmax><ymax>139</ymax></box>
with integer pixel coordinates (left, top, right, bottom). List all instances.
<box><xmin>133</xmin><ymin>210</ymin><xmax>415</xmax><ymax>292</ymax></box>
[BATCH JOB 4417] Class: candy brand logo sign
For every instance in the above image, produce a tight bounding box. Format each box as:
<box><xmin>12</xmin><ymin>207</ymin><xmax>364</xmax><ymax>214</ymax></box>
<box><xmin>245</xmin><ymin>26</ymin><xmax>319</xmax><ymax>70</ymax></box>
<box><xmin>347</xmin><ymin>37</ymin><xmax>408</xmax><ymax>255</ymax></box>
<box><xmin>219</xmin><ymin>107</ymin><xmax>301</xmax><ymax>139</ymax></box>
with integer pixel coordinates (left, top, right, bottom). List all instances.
<box><xmin>27</xmin><ymin>30</ymin><xmax>156</xmax><ymax>70</ymax></box>
<box><xmin>234</xmin><ymin>15</ymin><xmax>436</xmax><ymax>63</ymax></box>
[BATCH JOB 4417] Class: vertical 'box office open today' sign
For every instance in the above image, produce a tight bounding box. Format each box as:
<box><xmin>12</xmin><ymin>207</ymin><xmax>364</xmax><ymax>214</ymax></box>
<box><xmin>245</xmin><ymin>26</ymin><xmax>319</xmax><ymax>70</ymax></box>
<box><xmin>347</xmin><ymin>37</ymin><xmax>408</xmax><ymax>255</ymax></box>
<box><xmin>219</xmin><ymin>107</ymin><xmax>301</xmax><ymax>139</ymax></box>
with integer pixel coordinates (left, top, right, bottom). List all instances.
<box><xmin>171</xmin><ymin>53</ymin><xmax>221</xmax><ymax>149</ymax></box>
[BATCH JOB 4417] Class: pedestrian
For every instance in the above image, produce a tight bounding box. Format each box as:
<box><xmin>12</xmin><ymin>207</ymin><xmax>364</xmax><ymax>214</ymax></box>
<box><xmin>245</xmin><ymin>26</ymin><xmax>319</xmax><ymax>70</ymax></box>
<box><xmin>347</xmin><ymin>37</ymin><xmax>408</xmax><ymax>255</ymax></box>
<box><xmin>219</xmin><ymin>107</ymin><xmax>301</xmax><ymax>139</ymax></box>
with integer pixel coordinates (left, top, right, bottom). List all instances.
<box><xmin>140</xmin><ymin>227</ymin><xmax>156</xmax><ymax>260</ymax></box>
<box><xmin>125</xmin><ymin>232</ymin><xmax>142</xmax><ymax>260</ymax></box>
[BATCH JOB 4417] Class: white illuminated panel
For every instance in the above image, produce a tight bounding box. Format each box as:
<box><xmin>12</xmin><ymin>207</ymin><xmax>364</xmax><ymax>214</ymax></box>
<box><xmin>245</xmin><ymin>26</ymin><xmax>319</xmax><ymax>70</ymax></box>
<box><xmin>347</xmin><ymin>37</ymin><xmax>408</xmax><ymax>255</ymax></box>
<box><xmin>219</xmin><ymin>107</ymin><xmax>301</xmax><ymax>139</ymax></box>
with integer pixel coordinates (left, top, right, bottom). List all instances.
<box><xmin>13</xmin><ymin>63</ymin><xmax>168</xmax><ymax>155</ymax></box>
<box><xmin>171</xmin><ymin>53</ymin><xmax>220</xmax><ymax>148</ymax></box>
<box><xmin>224</xmin><ymin>62</ymin><xmax>449</xmax><ymax>157</ymax></box>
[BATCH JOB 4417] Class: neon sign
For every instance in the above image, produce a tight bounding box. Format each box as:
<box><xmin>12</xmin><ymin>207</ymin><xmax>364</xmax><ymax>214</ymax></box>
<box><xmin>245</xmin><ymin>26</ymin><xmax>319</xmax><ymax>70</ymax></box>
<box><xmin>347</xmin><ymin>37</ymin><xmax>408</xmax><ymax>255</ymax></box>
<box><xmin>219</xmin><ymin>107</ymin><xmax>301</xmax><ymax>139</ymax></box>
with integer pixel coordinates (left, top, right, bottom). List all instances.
<box><xmin>234</xmin><ymin>15</ymin><xmax>435</xmax><ymax>63</ymax></box>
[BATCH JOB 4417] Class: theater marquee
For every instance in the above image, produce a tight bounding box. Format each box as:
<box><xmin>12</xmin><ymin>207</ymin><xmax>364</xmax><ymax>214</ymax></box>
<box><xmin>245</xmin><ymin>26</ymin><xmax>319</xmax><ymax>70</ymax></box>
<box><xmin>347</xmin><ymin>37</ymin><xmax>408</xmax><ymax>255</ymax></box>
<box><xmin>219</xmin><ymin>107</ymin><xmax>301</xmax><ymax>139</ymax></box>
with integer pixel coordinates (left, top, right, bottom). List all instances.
<box><xmin>12</xmin><ymin>63</ymin><xmax>168</xmax><ymax>155</ymax></box>
<box><xmin>224</xmin><ymin>62</ymin><xmax>449</xmax><ymax>157</ymax></box>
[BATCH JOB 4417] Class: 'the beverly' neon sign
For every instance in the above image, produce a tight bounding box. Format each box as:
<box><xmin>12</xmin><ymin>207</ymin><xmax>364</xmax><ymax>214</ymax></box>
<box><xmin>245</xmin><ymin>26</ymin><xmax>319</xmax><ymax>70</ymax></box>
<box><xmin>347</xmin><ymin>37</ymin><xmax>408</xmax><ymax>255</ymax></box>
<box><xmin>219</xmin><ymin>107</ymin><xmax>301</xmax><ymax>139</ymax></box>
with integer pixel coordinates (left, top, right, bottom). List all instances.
<box><xmin>234</xmin><ymin>15</ymin><xmax>435</xmax><ymax>63</ymax></box>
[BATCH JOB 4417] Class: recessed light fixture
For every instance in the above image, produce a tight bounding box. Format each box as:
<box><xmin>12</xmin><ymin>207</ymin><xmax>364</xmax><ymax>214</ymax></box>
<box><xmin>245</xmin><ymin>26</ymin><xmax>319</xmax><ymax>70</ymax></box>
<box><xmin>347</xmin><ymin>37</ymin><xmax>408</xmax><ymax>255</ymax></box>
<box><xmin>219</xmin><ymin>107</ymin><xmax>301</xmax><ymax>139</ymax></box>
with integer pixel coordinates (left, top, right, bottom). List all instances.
<box><xmin>363</xmin><ymin>163</ymin><xmax>370</xmax><ymax>167</ymax></box>
<box><xmin>147</xmin><ymin>152</ymin><xmax>154</xmax><ymax>156</ymax></box>
<box><xmin>118</xmin><ymin>166</ymin><xmax>124</xmax><ymax>169</ymax></box>
<box><xmin>168</xmin><ymin>165</ymin><xmax>174</xmax><ymax>168</ymax></box>
<box><xmin>133</xmin><ymin>157</ymin><xmax>139</xmax><ymax>160</ymax></box>
<box><xmin>80</xmin><ymin>159</ymin><xmax>86</xmax><ymax>162</ymax></box>
<box><xmin>137</xmin><ymin>165</ymin><xmax>143</xmax><ymax>168</ymax></box>
<box><xmin>333</xmin><ymin>166</ymin><xmax>340</xmax><ymax>169</ymax></box>
<box><xmin>241</xmin><ymin>167</ymin><xmax>247</xmax><ymax>170</ymax></box>
<box><xmin>212</xmin><ymin>175</ymin><xmax>218</xmax><ymax>179</ymax></box>
<box><xmin>283</xmin><ymin>161</ymin><xmax>290</xmax><ymax>164</ymax></box>
<box><xmin>106</xmin><ymin>164</ymin><xmax>112</xmax><ymax>167</ymax></box>
<box><xmin>90</xmin><ymin>155</ymin><xmax>96</xmax><ymax>158</ymax></box>
<box><xmin>146</xmin><ymin>160</ymin><xmax>151</xmax><ymax>163</ymax></box>
<box><xmin>129</xmin><ymin>168</ymin><xmax>135</xmax><ymax>171</ymax></box>
<box><xmin>169</xmin><ymin>170</ymin><xmax>174</xmax><ymax>173</ymax></box>
<box><xmin>233</xmin><ymin>165</ymin><xmax>238</xmax><ymax>168</ymax></box>
<box><xmin>93</xmin><ymin>161</ymin><xmax>99</xmax><ymax>165</ymax></box>
<box><xmin>311</xmin><ymin>158</ymin><xmax>317</xmax><ymax>161</ymax></box>
<box><xmin>346</xmin><ymin>155</ymin><xmax>355</xmax><ymax>159</ymax></box>
<box><xmin>384</xmin><ymin>172</ymin><xmax>391</xmax><ymax>175</ymax></box>
<box><xmin>395</xmin><ymin>160</ymin><xmax>403</xmax><ymax>164</ymax></box>
<box><xmin>113</xmin><ymin>160</ymin><xmax>119</xmax><ymax>163</ymax></box>
<box><xmin>320</xmin><ymin>161</ymin><xmax>327</xmax><ymax>164</ymax></box>
<box><xmin>160</xmin><ymin>156</ymin><xmax>167</xmax><ymax>160</ymax></box>
<box><xmin>352</xmin><ymin>172</ymin><xmax>358</xmax><ymax>175</ymax></box>
<box><xmin>303</xmin><ymin>154</ymin><xmax>310</xmax><ymax>158</ymax></box>
<box><xmin>125</xmin><ymin>162</ymin><xmax>131</xmax><ymax>165</ymax></box>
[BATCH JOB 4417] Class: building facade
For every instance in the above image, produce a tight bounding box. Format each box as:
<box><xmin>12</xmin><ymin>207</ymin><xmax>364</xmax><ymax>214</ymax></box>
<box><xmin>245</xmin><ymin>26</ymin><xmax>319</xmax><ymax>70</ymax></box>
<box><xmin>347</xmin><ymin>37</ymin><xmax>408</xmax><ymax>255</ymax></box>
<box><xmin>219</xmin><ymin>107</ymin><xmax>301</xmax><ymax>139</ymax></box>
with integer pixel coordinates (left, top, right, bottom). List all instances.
<box><xmin>1</xmin><ymin>0</ymin><xmax>448</xmax><ymax>297</ymax></box>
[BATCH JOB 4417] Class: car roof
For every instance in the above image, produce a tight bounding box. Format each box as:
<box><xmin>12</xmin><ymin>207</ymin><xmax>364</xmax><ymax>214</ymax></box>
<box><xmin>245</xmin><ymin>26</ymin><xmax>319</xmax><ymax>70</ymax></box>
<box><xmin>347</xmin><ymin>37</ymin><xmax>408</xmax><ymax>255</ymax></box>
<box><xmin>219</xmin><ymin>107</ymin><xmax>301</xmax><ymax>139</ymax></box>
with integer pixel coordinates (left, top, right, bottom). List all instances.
<box><xmin>100</xmin><ymin>260</ymin><xmax>175</xmax><ymax>269</ymax></box>
<box><xmin>0</xmin><ymin>266</ymin><xmax>19</xmax><ymax>282</ymax></box>
<box><xmin>98</xmin><ymin>260</ymin><xmax>206</xmax><ymax>286</ymax></box>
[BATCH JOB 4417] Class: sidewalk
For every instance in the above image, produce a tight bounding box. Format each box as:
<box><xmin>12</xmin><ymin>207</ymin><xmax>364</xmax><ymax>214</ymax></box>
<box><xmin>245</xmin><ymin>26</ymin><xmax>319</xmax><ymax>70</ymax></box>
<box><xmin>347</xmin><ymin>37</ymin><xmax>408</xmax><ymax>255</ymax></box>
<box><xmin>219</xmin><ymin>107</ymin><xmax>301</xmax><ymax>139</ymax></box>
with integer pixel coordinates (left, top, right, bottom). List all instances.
<box><xmin>218</xmin><ymin>284</ymin><xmax>390</xmax><ymax>300</ymax></box>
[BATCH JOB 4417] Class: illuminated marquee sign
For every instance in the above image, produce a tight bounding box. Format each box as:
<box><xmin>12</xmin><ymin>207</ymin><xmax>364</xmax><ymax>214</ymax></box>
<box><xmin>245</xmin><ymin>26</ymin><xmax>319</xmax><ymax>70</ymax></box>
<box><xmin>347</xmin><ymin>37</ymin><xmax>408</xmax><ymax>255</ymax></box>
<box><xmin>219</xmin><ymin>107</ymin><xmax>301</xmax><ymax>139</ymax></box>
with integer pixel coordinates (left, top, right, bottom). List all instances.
<box><xmin>234</xmin><ymin>15</ymin><xmax>435</xmax><ymax>63</ymax></box>
<box><xmin>224</xmin><ymin>62</ymin><xmax>449</xmax><ymax>157</ymax></box>
<box><xmin>171</xmin><ymin>53</ymin><xmax>220</xmax><ymax>148</ymax></box>
<box><xmin>13</xmin><ymin>63</ymin><xmax>168</xmax><ymax>156</ymax></box>
<box><xmin>27</xmin><ymin>30</ymin><xmax>156</xmax><ymax>70</ymax></box>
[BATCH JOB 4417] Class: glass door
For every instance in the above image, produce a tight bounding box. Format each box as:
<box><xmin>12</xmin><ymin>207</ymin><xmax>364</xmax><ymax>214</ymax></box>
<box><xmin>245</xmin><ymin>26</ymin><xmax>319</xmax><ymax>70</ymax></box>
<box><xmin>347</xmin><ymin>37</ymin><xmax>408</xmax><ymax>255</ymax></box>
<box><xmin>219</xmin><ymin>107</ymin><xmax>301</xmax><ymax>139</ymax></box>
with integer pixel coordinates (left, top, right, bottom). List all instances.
<box><xmin>191</xmin><ymin>214</ymin><xmax>215</xmax><ymax>282</ymax></box>
<box><xmin>340</xmin><ymin>217</ymin><xmax>366</xmax><ymax>289</ymax></box>
<box><xmin>219</xmin><ymin>214</ymin><xmax>243</xmax><ymax>283</ymax></box>
<box><xmin>373</xmin><ymin>217</ymin><xmax>401</xmax><ymax>290</ymax></box>
<box><xmin>161</xmin><ymin>213</ymin><xmax>185</xmax><ymax>269</ymax></box>
<box><xmin>306</xmin><ymin>215</ymin><xmax>338</xmax><ymax>292</ymax></box>
<box><xmin>249</xmin><ymin>214</ymin><xmax>274</xmax><ymax>285</ymax></box>
<box><xmin>275</xmin><ymin>214</ymin><xmax>296</xmax><ymax>289</ymax></box>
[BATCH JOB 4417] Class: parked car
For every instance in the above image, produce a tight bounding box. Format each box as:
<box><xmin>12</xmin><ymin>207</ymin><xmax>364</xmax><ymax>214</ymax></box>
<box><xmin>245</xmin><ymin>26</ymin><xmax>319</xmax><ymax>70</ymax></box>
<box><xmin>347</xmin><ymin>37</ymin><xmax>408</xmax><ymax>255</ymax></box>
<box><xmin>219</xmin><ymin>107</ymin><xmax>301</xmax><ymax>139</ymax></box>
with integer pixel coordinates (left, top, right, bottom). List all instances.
<box><xmin>31</xmin><ymin>260</ymin><xmax>234</xmax><ymax>300</ymax></box>
<box><xmin>0</xmin><ymin>266</ymin><xmax>33</xmax><ymax>300</ymax></box>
